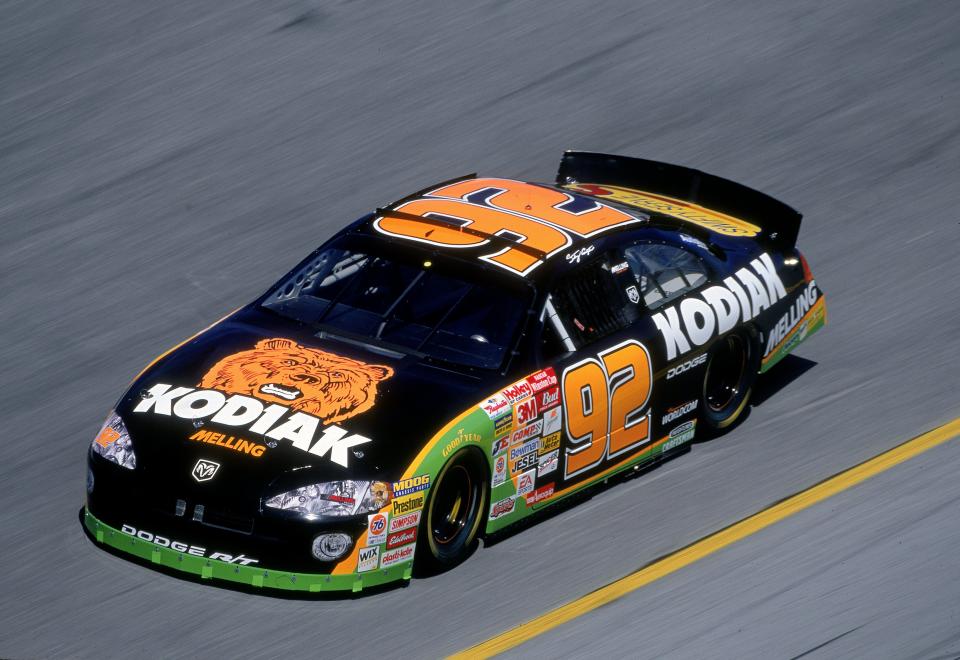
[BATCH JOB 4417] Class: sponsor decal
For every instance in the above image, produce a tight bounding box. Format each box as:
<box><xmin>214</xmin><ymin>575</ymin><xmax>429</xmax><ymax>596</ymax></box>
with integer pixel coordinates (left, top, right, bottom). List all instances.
<box><xmin>134</xmin><ymin>384</ymin><xmax>373</xmax><ymax>468</ymax></box>
<box><xmin>626</xmin><ymin>285</ymin><xmax>640</xmax><ymax>304</ymax></box>
<box><xmin>515</xmin><ymin>397</ymin><xmax>539</xmax><ymax>426</ymax></box>
<box><xmin>94</xmin><ymin>425</ymin><xmax>120</xmax><ymax>448</ymax></box>
<box><xmin>489</xmin><ymin>496</ymin><xmax>516</xmax><ymax>520</ymax></box>
<box><xmin>491</xmin><ymin>436</ymin><xmax>510</xmax><ymax>457</ymax></box>
<box><xmin>511</xmin><ymin>451</ymin><xmax>538</xmax><ymax>474</ymax></box>
<box><xmin>663</xmin><ymin>420</ymin><xmax>697</xmax><ymax>450</ymax></box>
<box><xmin>764</xmin><ymin>281</ymin><xmax>819</xmax><ymax>356</ymax></box>
<box><xmin>542</xmin><ymin>407</ymin><xmax>562</xmax><ymax>436</ymax></box>
<box><xmin>510</xmin><ymin>419</ymin><xmax>543</xmax><ymax>445</ymax></box>
<box><xmin>539</xmin><ymin>432</ymin><xmax>561</xmax><ymax>455</ymax></box>
<box><xmin>666</xmin><ymin>353</ymin><xmax>707</xmax><ymax>380</ymax></box>
<box><xmin>611</xmin><ymin>261</ymin><xmax>630</xmax><ymax>275</ymax></box>
<box><xmin>391</xmin><ymin>475</ymin><xmax>430</xmax><ymax>498</ymax></box>
<box><xmin>357</xmin><ymin>545</ymin><xmax>380</xmax><ymax>572</ymax></box>
<box><xmin>501</xmin><ymin>380</ymin><xmax>533</xmax><ymax>403</ymax></box>
<box><xmin>199</xmin><ymin>338</ymin><xmax>392</xmax><ymax>424</ymax></box>
<box><xmin>367</xmin><ymin>512</ymin><xmax>389</xmax><ymax>546</ymax></box>
<box><xmin>480</xmin><ymin>393</ymin><xmax>511</xmax><ymax>419</ymax></box>
<box><xmin>537</xmin><ymin>449</ymin><xmax>559</xmax><ymax>477</ymax></box>
<box><xmin>565</xmin><ymin>245</ymin><xmax>595</xmax><ymax>264</ymax></box>
<box><xmin>188</xmin><ymin>430</ymin><xmax>266</xmax><ymax>458</ymax></box>
<box><xmin>380</xmin><ymin>543</ymin><xmax>415</xmax><ymax>568</ymax></box>
<box><xmin>526</xmin><ymin>367</ymin><xmax>558</xmax><ymax>393</ymax></box>
<box><xmin>662</xmin><ymin>400</ymin><xmax>698</xmax><ymax>425</ymax></box>
<box><xmin>538</xmin><ymin>386</ymin><xmax>560</xmax><ymax>411</ymax></box>
<box><xmin>494</xmin><ymin>414</ymin><xmax>513</xmax><ymax>436</ymax></box>
<box><xmin>442</xmin><ymin>429</ymin><xmax>481</xmax><ymax>458</ymax></box>
<box><xmin>392</xmin><ymin>492</ymin><xmax>425</xmax><ymax>516</ymax></box>
<box><xmin>389</xmin><ymin>510</ymin><xmax>421</xmax><ymax>533</ymax></box>
<box><xmin>373</xmin><ymin>178</ymin><xmax>639</xmax><ymax>277</ymax></box>
<box><xmin>120</xmin><ymin>524</ymin><xmax>258</xmax><ymax>565</ymax></box>
<box><xmin>492</xmin><ymin>453</ymin><xmax>508</xmax><ymax>487</ymax></box>
<box><xmin>524</xmin><ymin>483</ymin><xmax>555</xmax><ymax>506</ymax></box>
<box><xmin>564</xmin><ymin>183</ymin><xmax>762</xmax><ymax>237</ymax></box>
<box><xmin>191</xmin><ymin>459</ymin><xmax>219</xmax><ymax>482</ymax></box>
<box><xmin>386</xmin><ymin>527</ymin><xmax>417</xmax><ymax>550</ymax></box>
<box><xmin>509</xmin><ymin>438</ymin><xmax>540</xmax><ymax>461</ymax></box>
<box><xmin>513</xmin><ymin>469</ymin><xmax>536</xmax><ymax>496</ymax></box>
<box><xmin>651</xmin><ymin>253</ymin><xmax>787</xmax><ymax>360</ymax></box>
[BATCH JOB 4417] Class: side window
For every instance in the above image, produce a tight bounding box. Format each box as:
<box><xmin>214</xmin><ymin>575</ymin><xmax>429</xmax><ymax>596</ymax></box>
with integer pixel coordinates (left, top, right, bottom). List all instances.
<box><xmin>541</xmin><ymin>253</ymin><xmax>642</xmax><ymax>358</ymax></box>
<box><xmin>622</xmin><ymin>243</ymin><xmax>708</xmax><ymax>309</ymax></box>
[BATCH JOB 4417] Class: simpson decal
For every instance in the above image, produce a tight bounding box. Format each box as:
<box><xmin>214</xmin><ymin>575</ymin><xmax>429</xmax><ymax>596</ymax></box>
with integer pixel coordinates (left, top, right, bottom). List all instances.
<box><xmin>200</xmin><ymin>338</ymin><xmax>392</xmax><ymax>425</ymax></box>
<box><xmin>651</xmin><ymin>253</ymin><xmax>787</xmax><ymax>360</ymax></box>
<box><xmin>389</xmin><ymin>510</ymin><xmax>421</xmax><ymax>533</ymax></box>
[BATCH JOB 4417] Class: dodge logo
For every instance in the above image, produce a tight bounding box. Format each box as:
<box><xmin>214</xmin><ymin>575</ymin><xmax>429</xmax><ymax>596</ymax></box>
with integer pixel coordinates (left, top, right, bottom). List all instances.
<box><xmin>192</xmin><ymin>459</ymin><xmax>220</xmax><ymax>482</ymax></box>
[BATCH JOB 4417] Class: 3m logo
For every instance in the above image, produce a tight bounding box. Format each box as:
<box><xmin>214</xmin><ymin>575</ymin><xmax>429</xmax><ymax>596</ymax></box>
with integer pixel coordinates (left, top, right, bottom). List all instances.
<box><xmin>191</xmin><ymin>459</ymin><xmax>220</xmax><ymax>482</ymax></box>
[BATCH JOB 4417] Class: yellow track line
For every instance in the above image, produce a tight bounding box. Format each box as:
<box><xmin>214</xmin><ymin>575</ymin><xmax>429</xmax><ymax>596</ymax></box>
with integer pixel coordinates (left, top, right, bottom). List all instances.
<box><xmin>450</xmin><ymin>417</ymin><xmax>960</xmax><ymax>659</ymax></box>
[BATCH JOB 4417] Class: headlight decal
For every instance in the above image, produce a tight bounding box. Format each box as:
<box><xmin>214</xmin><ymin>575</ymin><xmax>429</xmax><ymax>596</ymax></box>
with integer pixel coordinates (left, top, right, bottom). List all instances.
<box><xmin>91</xmin><ymin>412</ymin><xmax>136</xmax><ymax>470</ymax></box>
<box><xmin>264</xmin><ymin>480</ymin><xmax>392</xmax><ymax>519</ymax></box>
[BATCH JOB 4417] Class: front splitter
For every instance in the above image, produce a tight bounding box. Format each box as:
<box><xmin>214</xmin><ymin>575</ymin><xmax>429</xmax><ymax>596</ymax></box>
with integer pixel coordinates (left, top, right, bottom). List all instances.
<box><xmin>82</xmin><ymin>508</ymin><xmax>410</xmax><ymax>593</ymax></box>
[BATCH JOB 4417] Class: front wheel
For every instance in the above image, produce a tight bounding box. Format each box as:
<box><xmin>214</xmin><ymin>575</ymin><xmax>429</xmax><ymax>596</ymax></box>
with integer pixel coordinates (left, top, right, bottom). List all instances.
<box><xmin>700</xmin><ymin>329</ymin><xmax>759</xmax><ymax>432</ymax></box>
<box><xmin>416</xmin><ymin>447</ymin><xmax>488</xmax><ymax>570</ymax></box>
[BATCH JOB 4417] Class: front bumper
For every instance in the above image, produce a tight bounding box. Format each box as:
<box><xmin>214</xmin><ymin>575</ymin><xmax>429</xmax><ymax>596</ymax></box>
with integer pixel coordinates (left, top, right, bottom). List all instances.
<box><xmin>83</xmin><ymin>507</ymin><xmax>410</xmax><ymax>592</ymax></box>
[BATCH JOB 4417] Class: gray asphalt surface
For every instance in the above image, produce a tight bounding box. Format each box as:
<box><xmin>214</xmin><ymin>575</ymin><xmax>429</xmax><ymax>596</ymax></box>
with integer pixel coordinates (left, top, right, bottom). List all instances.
<box><xmin>1</xmin><ymin>0</ymin><xmax>957</xmax><ymax>657</ymax></box>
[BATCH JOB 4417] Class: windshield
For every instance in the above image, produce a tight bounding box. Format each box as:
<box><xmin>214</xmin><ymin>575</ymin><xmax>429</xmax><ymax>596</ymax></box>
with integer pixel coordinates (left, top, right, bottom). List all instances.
<box><xmin>261</xmin><ymin>239</ymin><xmax>532</xmax><ymax>370</ymax></box>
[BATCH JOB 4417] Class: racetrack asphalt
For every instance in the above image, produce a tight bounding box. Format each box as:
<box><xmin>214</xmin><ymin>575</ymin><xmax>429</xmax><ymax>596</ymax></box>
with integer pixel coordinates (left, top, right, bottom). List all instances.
<box><xmin>1</xmin><ymin>0</ymin><xmax>958</xmax><ymax>657</ymax></box>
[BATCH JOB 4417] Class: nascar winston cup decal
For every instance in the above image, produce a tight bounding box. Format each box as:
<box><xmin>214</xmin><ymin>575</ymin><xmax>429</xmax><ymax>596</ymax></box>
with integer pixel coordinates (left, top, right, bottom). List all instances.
<box><xmin>132</xmin><ymin>339</ymin><xmax>393</xmax><ymax>467</ymax></box>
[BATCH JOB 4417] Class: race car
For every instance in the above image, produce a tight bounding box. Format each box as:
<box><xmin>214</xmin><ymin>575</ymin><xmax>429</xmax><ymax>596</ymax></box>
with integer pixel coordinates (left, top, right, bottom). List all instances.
<box><xmin>83</xmin><ymin>151</ymin><xmax>826</xmax><ymax>592</ymax></box>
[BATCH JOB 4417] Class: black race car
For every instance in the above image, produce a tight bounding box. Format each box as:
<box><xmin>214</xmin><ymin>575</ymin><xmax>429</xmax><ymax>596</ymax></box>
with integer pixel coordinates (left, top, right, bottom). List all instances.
<box><xmin>83</xmin><ymin>152</ymin><xmax>825</xmax><ymax>592</ymax></box>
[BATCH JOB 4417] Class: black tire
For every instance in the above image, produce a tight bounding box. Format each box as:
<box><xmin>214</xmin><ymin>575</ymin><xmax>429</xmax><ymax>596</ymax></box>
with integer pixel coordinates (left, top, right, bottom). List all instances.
<box><xmin>416</xmin><ymin>447</ymin><xmax>488</xmax><ymax>570</ymax></box>
<box><xmin>700</xmin><ymin>329</ymin><xmax>759</xmax><ymax>432</ymax></box>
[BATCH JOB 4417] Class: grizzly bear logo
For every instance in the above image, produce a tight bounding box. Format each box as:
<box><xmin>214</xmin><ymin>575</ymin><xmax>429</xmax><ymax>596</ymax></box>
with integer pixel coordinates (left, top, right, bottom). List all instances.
<box><xmin>199</xmin><ymin>338</ymin><xmax>393</xmax><ymax>425</ymax></box>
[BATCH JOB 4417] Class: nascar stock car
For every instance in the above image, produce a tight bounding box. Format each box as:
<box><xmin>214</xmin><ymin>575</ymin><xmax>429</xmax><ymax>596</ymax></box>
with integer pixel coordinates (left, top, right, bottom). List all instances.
<box><xmin>83</xmin><ymin>151</ymin><xmax>826</xmax><ymax>592</ymax></box>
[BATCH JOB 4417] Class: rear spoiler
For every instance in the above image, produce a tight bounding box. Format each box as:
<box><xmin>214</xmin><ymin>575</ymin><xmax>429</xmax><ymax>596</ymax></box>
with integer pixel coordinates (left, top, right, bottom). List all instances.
<box><xmin>556</xmin><ymin>151</ymin><xmax>802</xmax><ymax>249</ymax></box>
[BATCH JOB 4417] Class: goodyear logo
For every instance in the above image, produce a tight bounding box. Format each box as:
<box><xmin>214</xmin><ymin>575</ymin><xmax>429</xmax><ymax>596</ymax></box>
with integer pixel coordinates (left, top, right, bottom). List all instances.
<box><xmin>392</xmin><ymin>492</ymin><xmax>425</xmax><ymax>516</ymax></box>
<box><xmin>392</xmin><ymin>475</ymin><xmax>430</xmax><ymax>498</ymax></box>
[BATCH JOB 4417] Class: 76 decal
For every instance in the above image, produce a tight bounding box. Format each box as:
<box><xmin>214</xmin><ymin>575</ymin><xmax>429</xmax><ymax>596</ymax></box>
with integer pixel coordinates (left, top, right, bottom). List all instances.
<box><xmin>562</xmin><ymin>339</ymin><xmax>652</xmax><ymax>479</ymax></box>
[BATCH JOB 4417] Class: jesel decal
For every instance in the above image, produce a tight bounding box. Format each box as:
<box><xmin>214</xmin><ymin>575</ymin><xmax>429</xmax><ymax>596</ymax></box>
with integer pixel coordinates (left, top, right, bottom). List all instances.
<box><xmin>200</xmin><ymin>338</ymin><xmax>393</xmax><ymax>425</ymax></box>
<box><xmin>133</xmin><ymin>384</ymin><xmax>370</xmax><ymax>467</ymax></box>
<box><xmin>652</xmin><ymin>253</ymin><xmax>786</xmax><ymax>360</ymax></box>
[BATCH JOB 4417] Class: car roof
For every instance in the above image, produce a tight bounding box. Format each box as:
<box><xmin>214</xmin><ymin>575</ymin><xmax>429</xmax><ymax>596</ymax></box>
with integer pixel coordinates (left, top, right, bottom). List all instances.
<box><xmin>348</xmin><ymin>174</ymin><xmax>760</xmax><ymax>286</ymax></box>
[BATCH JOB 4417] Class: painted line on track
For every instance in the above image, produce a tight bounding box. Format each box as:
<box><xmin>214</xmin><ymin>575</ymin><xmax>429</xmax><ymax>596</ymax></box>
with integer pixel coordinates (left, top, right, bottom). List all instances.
<box><xmin>450</xmin><ymin>417</ymin><xmax>960</xmax><ymax>658</ymax></box>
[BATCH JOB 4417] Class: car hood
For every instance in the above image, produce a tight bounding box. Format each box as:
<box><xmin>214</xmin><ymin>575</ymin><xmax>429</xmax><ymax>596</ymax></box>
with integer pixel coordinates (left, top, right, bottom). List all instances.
<box><xmin>116</xmin><ymin>307</ymin><xmax>495</xmax><ymax>498</ymax></box>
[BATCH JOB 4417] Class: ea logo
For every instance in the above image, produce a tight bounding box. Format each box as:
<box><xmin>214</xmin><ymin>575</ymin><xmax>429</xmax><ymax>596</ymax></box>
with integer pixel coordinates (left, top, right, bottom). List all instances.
<box><xmin>192</xmin><ymin>459</ymin><xmax>220</xmax><ymax>482</ymax></box>
<box><xmin>370</xmin><ymin>513</ymin><xmax>387</xmax><ymax>535</ymax></box>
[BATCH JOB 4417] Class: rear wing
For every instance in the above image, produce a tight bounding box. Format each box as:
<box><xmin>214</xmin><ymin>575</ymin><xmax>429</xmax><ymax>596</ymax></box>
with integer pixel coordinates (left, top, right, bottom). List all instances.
<box><xmin>556</xmin><ymin>151</ymin><xmax>802</xmax><ymax>249</ymax></box>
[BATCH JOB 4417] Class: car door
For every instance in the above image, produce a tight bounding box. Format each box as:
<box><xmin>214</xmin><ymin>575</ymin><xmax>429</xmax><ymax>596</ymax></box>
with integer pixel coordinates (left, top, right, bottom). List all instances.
<box><xmin>537</xmin><ymin>249</ymin><xmax>663</xmax><ymax>493</ymax></box>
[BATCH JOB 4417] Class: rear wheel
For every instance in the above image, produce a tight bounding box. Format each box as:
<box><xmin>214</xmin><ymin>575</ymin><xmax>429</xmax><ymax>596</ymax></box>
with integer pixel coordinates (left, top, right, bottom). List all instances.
<box><xmin>700</xmin><ymin>330</ymin><xmax>758</xmax><ymax>432</ymax></box>
<box><xmin>417</xmin><ymin>448</ymin><xmax>488</xmax><ymax>570</ymax></box>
